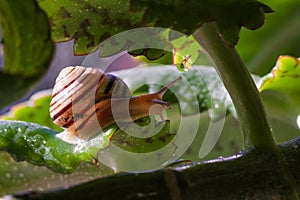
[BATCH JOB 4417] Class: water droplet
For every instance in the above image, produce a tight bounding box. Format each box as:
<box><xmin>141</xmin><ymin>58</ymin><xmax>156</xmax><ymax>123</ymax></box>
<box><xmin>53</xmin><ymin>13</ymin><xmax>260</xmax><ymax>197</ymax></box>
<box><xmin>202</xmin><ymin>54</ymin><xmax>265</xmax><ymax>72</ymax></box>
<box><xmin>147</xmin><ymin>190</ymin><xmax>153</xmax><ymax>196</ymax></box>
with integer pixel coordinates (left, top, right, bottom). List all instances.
<box><xmin>292</xmin><ymin>143</ymin><xmax>298</xmax><ymax>149</ymax></box>
<box><xmin>218</xmin><ymin>156</ymin><xmax>224</xmax><ymax>161</ymax></box>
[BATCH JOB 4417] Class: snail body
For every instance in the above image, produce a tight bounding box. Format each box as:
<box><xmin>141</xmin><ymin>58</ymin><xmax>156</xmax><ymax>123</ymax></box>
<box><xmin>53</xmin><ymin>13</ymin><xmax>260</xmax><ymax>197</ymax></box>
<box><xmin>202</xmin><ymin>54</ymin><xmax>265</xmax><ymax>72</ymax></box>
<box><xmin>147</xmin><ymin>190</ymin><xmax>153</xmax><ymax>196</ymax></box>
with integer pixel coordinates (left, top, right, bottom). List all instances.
<box><xmin>50</xmin><ymin>66</ymin><xmax>180</xmax><ymax>143</ymax></box>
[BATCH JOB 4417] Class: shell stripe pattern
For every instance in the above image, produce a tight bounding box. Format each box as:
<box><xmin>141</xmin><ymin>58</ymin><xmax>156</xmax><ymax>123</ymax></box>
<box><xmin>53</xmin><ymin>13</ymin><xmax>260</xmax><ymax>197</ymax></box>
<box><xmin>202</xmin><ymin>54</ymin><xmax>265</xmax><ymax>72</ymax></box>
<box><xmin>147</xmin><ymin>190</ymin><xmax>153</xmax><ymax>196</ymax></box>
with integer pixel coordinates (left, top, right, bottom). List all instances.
<box><xmin>50</xmin><ymin>67</ymin><xmax>106</xmax><ymax>129</ymax></box>
<box><xmin>51</xmin><ymin>67</ymin><xmax>84</xmax><ymax>98</ymax></box>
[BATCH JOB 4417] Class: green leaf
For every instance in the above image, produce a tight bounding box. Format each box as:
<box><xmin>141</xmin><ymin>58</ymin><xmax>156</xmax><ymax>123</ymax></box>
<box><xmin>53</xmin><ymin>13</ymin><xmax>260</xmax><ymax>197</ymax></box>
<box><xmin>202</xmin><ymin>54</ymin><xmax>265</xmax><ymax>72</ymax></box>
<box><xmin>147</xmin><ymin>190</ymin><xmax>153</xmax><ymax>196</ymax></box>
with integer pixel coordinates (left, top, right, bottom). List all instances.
<box><xmin>0</xmin><ymin>0</ymin><xmax>53</xmax><ymax>77</ymax></box>
<box><xmin>111</xmin><ymin>120</ymin><xmax>175</xmax><ymax>153</ymax></box>
<box><xmin>0</xmin><ymin>120</ymin><xmax>114</xmax><ymax>174</ymax></box>
<box><xmin>98</xmin><ymin>28</ymin><xmax>173</xmax><ymax>59</ymax></box>
<box><xmin>260</xmin><ymin>56</ymin><xmax>300</xmax><ymax>93</ymax></box>
<box><xmin>256</xmin><ymin>55</ymin><xmax>300</xmax><ymax>146</ymax></box>
<box><xmin>130</xmin><ymin>0</ymin><xmax>273</xmax><ymax>47</ymax></box>
<box><xmin>37</xmin><ymin>0</ymin><xmax>143</xmax><ymax>55</ymax></box>
<box><xmin>259</xmin><ymin>56</ymin><xmax>300</xmax><ymax>131</ymax></box>
<box><xmin>136</xmin><ymin>34</ymin><xmax>202</xmax><ymax>69</ymax></box>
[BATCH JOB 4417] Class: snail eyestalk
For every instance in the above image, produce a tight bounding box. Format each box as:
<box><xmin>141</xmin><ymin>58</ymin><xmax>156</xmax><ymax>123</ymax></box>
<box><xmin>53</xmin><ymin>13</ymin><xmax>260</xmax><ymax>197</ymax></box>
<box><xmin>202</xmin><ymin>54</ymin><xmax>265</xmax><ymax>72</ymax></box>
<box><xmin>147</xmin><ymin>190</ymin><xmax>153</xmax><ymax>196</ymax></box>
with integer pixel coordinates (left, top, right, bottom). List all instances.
<box><xmin>152</xmin><ymin>99</ymin><xmax>171</xmax><ymax>110</ymax></box>
<box><xmin>156</xmin><ymin>76</ymin><xmax>182</xmax><ymax>99</ymax></box>
<box><xmin>128</xmin><ymin>76</ymin><xmax>181</xmax><ymax>122</ymax></box>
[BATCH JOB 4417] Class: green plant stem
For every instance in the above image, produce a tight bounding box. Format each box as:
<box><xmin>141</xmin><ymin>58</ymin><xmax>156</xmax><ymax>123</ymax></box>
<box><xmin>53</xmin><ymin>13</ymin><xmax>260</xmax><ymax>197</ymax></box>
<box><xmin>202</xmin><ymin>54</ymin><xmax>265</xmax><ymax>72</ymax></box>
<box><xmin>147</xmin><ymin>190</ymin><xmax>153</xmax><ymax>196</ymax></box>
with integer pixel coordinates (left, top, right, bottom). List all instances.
<box><xmin>193</xmin><ymin>22</ymin><xmax>275</xmax><ymax>150</ymax></box>
<box><xmin>193</xmin><ymin>22</ymin><xmax>299</xmax><ymax>199</ymax></box>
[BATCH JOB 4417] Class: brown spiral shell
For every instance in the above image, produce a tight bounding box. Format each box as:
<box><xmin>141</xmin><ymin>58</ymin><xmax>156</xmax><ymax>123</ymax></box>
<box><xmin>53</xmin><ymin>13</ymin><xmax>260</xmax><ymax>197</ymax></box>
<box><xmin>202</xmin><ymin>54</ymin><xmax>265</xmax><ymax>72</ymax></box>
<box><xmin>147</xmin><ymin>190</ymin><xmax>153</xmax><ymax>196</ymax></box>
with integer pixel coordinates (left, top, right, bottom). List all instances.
<box><xmin>50</xmin><ymin>66</ymin><xmax>180</xmax><ymax>142</ymax></box>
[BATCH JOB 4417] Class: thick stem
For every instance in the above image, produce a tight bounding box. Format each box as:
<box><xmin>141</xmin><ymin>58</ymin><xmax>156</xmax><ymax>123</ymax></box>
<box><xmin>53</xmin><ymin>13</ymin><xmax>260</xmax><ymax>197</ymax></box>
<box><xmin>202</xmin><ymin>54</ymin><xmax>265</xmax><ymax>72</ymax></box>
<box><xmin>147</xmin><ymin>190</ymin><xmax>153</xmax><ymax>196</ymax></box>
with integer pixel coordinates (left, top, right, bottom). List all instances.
<box><xmin>193</xmin><ymin>22</ymin><xmax>276</xmax><ymax>150</ymax></box>
<box><xmin>14</xmin><ymin>136</ymin><xmax>300</xmax><ymax>199</ymax></box>
<box><xmin>193</xmin><ymin>23</ymin><xmax>299</xmax><ymax>198</ymax></box>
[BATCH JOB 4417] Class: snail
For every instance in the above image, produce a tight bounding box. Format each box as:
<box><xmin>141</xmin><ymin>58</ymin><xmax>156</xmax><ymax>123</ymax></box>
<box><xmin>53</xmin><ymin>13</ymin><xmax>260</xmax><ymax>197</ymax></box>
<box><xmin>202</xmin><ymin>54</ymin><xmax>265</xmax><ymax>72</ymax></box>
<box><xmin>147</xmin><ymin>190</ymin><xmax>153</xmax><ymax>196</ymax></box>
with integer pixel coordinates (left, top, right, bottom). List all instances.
<box><xmin>50</xmin><ymin>66</ymin><xmax>181</xmax><ymax>143</ymax></box>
